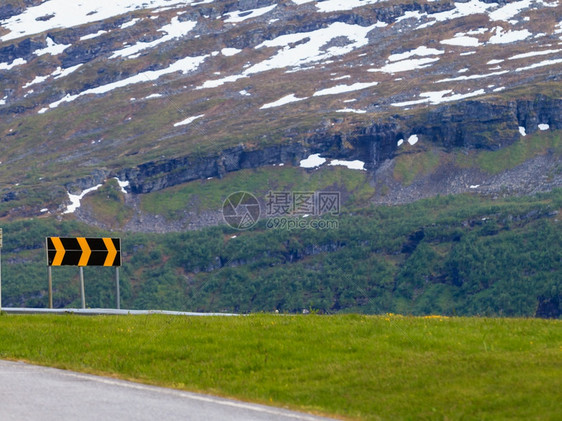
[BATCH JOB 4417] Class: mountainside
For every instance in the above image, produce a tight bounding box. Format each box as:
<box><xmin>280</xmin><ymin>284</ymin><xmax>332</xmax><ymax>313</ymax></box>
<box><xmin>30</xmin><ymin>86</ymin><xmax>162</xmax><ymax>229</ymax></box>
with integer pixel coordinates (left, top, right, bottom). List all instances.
<box><xmin>1</xmin><ymin>0</ymin><xmax>561</xmax><ymax>316</ymax></box>
<box><xmin>0</xmin><ymin>0</ymin><xmax>561</xmax><ymax>223</ymax></box>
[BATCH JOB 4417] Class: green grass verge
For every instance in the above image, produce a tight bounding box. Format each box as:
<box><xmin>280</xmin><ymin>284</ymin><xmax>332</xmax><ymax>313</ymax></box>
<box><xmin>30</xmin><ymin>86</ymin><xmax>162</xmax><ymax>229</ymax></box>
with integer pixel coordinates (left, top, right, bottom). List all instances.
<box><xmin>0</xmin><ymin>314</ymin><xmax>560</xmax><ymax>420</ymax></box>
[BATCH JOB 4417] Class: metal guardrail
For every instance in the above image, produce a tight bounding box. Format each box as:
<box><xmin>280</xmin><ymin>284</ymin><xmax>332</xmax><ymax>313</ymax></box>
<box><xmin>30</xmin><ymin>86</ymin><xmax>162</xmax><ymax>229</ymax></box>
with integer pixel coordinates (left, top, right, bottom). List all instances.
<box><xmin>1</xmin><ymin>308</ymin><xmax>239</xmax><ymax>316</ymax></box>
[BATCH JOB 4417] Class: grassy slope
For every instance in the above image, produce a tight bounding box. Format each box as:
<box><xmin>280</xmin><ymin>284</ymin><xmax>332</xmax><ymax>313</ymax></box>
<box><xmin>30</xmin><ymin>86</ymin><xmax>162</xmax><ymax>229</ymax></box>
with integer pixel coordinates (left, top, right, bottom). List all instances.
<box><xmin>139</xmin><ymin>165</ymin><xmax>375</xmax><ymax>219</ymax></box>
<box><xmin>0</xmin><ymin>313</ymin><xmax>560</xmax><ymax>420</ymax></box>
<box><xmin>393</xmin><ymin>128</ymin><xmax>562</xmax><ymax>184</ymax></box>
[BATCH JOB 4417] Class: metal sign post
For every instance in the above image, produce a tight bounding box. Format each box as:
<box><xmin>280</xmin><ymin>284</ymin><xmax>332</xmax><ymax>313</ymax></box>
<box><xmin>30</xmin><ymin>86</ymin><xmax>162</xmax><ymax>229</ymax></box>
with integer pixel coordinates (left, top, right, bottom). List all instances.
<box><xmin>48</xmin><ymin>266</ymin><xmax>53</xmax><ymax>309</ymax></box>
<box><xmin>116</xmin><ymin>267</ymin><xmax>120</xmax><ymax>310</ymax></box>
<box><xmin>79</xmin><ymin>267</ymin><xmax>85</xmax><ymax>309</ymax></box>
<box><xmin>0</xmin><ymin>228</ymin><xmax>3</xmax><ymax>311</ymax></box>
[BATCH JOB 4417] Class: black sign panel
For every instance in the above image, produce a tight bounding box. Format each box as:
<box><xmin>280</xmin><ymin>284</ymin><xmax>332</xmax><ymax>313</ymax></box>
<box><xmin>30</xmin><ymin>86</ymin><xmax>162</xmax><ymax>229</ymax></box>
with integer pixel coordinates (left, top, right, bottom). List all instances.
<box><xmin>46</xmin><ymin>237</ymin><xmax>121</xmax><ymax>267</ymax></box>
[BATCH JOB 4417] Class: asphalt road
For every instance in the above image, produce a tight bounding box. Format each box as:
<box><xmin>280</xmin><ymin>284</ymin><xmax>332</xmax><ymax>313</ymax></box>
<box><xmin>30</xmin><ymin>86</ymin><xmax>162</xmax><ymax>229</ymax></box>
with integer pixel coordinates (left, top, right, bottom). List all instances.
<box><xmin>0</xmin><ymin>360</ymin><xmax>335</xmax><ymax>421</ymax></box>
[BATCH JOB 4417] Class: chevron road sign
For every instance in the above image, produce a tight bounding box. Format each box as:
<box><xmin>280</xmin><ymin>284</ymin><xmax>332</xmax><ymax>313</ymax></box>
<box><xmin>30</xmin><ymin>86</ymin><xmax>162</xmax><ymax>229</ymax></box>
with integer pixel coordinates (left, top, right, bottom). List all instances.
<box><xmin>46</xmin><ymin>237</ymin><xmax>121</xmax><ymax>267</ymax></box>
<box><xmin>46</xmin><ymin>237</ymin><xmax>122</xmax><ymax>310</ymax></box>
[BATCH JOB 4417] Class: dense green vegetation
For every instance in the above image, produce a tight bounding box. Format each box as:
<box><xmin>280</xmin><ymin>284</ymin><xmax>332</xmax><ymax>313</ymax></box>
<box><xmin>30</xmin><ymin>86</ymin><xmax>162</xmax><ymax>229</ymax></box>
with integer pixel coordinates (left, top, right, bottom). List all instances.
<box><xmin>0</xmin><ymin>314</ymin><xmax>560</xmax><ymax>420</ymax></box>
<box><xmin>1</xmin><ymin>188</ymin><xmax>560</xmax><ymax>317</ymax></box>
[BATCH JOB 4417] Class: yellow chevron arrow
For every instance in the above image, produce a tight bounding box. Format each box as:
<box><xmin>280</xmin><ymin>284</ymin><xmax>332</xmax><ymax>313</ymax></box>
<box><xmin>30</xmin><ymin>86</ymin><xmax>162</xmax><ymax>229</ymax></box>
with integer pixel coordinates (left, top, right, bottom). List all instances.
<box><xmin>51</xmin><ymin>237</ymin><xmax>65</xmax><ymax>266</ymax></box>
<box><xmin>103</xmin><ymin>237</ymin><xmax>117</xmax><ymax>266</ymax></box>
<box><xmin>77</xmin><ymin>237</ymin><xmax>91</xmax><ymax>266</ymax></box>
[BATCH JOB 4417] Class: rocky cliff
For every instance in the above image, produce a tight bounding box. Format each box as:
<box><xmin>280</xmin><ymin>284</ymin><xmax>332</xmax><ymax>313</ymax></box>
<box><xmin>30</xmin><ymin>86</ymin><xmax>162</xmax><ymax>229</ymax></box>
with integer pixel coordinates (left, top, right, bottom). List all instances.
<box><xmin>103</xmin><ymin>93</ymin><xmax>561</xmax><ymax>196</ymax></box>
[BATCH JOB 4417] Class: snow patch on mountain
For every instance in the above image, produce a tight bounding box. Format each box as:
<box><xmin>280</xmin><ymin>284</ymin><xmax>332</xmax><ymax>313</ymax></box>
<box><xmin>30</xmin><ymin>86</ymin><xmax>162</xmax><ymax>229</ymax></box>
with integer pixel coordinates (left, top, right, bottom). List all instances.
<box><xmin>514</xmin><ymin>58</ymin><xmax>562</xmax><ymax>72</ymax></box>
<box><xmin>120</xmin><ymin>18</ymin><xmax>141</xmax><ymax>30</ymax></box>
<box><xmin>224</xmin><ymin>4</ymin><xmax>277</xmax><ymax>23</ymax></box>
<box><xmin>33</xmin><ymin>37</ymin><xmax>70</xmax><ymax>56</ymax></box>
<box><xmin>336</xmin><ymin>108</ymin><xmax>367</xmax><ymax>114</ymax></box>
<box><xmin>80</xmin><ymin>30</ymin><xmax>108</xmax><ymax>41</ymax></box>
<box><xmin>300</xmin><ymin>154</ymin><xmax>326</xmax><ymax>169</ymax></box>
<box><xmin>221</xmin><ymin>48</ymin><xmax>242</xmax><ymax>56</ymax></box>
<box><xmin>64</xmin><ymin>184</ymin><xmax>103</xmax><ymax>214</ymax></box>
<box><xmin>370</xmin><ymin>57</ymin><xmax>440</xmax><ymax>74</ymax></box>
<box><xmin>441</xmin><ymin>35</ymin><xmax>482</xmax><ymax>47</ymax></box>
<box><xmin>145</xmin><ymin>93</ymin><xmax>163</xmax><ymax>99</ymax></box>
<box><xmin>392</xmin><ymin>89</ymin><xmax>487</xmax><ymax>107</ymax></box>
<box><xmin>250</xmin><ymin>22</ymin><xmax>379</xmax><ymax>73</ymax></box>
<box><xmin>0</xmin><ymin>58</ymin><xmax>27</xmax><ymax>70</ymax></box>
<box><xmin>22</xmin><ymin>65</ymin><xmax>82</xmax><ymax>89</ymax></box>
<box><xmin>398</xmin><ymin>0</ymin><xmax>496</xmax><ymax>30</ymax></box>
<box><xmin>53</xmin><ymin>64</ymin><xmax>83</xmax><ymax>79</ymax></box>
<box><xmin>388</xmin><ymin>46</ymin><xmax>444</xmax><ymax>62</ymax></box>
<box><xmin>328</xmin><ymin>159</ymin><xmax>366</xmax><ymax>170</ymax></box>
<box><xmin>261</xmin><ymin>94</ymin><xmax>306</xmax><ymax>109</ymax></box>
<box><xmin>488</xmin><ymin>27</ymin><xmax>532</xmax><ymax>44</ymax></box>
<box><xmin>313</xmin><ymin>82</ymin><xmax>378</xmax><ymax>96</ymax></box>
<box><xmin>407</xmin><ymin>135</ymin><xmax>419</xmax><ymax>145</ymax></box>
<box><xmin>508</xmin><ymin>49</ymin><xmax>562</xmax><ymax>60</ymax></box>
<box><xmin>488</xmin><ymin>0</ymin><xmax>532</xmax><ymax>21</ymax></box>
<box><xmin>115</xmin><ymin>178</ymin><xmax>130</xmax><ymax>194</ymax></box>
<box><xmin>174</xmin><ymin>114</ymin><xmax>204</xmax><ymax>127</ymax></box>
<box><xmin>111</xmin><ymin>17</ymin><xmax>197</xmax><ymax>58</ymax></box>
<box><xmin>314</xmin><ymin>0</ymin><xmax>382</xmax><ymax>13</ymax></box>
<box><xmin>42</xmin><ymin>55</ymin><xmax>209</xmax><ymax>112</ymax></box>
<box><xmin>198</xmin><ymin>22</ymin><xmax>379</xmax><ymax>89</ymax></box>
<box><xmin>0</xmin><ymin>0</ymin><xmax>193</xmax><ymax>42</ymax></box>
<box><xmin>436</xmin><ymin>70</ymin><xmax>508</xmax><ymax>83</ymax></box>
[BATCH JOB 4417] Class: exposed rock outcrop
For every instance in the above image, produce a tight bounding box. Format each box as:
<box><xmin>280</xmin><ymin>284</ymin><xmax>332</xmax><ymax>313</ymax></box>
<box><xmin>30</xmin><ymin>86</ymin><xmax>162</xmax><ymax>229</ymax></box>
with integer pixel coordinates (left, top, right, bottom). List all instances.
<box><xmin>115</xmin><ymin>142</ymin><xmax>307</xmax><ymax>194</ymax></box>
<box><xmin>110</xmin><ymin>94</ymin><xmax>562</xmax><ymax>195</ymax></box>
